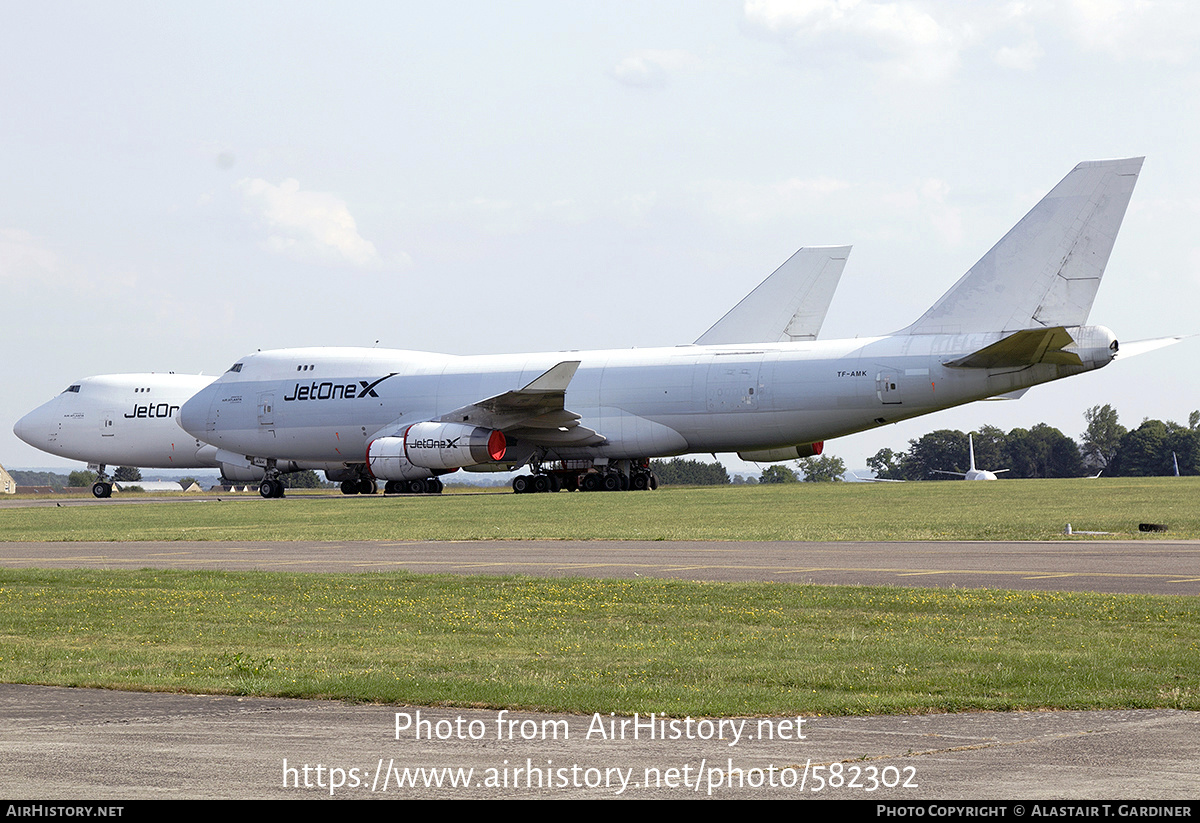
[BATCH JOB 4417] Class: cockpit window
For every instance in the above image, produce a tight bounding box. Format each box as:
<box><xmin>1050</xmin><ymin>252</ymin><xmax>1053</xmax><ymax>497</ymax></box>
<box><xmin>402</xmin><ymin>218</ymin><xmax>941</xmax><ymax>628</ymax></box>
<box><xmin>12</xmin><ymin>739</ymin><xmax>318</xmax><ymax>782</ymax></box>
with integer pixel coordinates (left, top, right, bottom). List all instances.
<box><xmin>63</xmin><ymin>385</ymin><xmax>81</xmax><ymax>393</ymax></box>
<box><xmin>227</xmin><ymin>363</ymin><xmax>244</xmax><ymax>373</ymax></box>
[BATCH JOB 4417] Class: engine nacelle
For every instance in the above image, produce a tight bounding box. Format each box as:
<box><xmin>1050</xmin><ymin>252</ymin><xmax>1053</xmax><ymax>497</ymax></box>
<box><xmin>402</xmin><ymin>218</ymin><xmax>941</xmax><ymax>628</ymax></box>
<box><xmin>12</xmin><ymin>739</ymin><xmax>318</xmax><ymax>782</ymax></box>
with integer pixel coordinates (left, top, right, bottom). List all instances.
<box><xmin>401</xmin><ymin>422</ymin><xmax>507</xmax><ymax>470</ymax></box>
<box><xmin>365</xmin><ymin>437</ymin><xmax>435</xmax><ymax>480</ymax></box>
<box><xmin>738</xmin><ymin>441</ymin><xmax>824</xmax><ymax>462</ymax></box>
<box><xmin>218</xmin><ymin>463</ymin><xmax>266</xmax><ymax>482</ymax></box>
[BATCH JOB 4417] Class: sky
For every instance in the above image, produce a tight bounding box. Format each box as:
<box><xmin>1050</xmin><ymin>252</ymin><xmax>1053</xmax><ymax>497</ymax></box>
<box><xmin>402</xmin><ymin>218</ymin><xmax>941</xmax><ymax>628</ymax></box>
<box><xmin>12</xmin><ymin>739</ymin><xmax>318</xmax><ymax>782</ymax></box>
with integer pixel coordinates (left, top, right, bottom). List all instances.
<box><xmin>3</xmin><ymin>0</ymin><xmax>1199</xmax><ymax>475</ymax></box>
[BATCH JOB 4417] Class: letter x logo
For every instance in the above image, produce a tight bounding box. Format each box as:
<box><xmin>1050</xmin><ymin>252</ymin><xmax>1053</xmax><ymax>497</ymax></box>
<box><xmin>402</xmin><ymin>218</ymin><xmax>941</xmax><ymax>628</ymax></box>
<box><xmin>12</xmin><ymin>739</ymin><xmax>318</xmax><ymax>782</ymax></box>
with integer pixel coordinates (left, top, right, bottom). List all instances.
<box><xmin>359</xmin><ymin>373</ymin><xmax>398</xmax><ymax>397</ymax></box>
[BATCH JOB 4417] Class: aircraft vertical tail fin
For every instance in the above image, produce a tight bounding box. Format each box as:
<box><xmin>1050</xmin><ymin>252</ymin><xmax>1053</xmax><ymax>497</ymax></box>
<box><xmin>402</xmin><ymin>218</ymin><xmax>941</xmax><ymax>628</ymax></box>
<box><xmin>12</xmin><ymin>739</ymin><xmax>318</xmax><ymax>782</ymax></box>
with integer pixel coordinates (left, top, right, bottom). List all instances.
<box><xmin>695</xmin><ymin>245</ymin><xmax>850</xmax><ymax>345</ymax></box>
<box><xmin>902</xmin><ymin>157</ymin><xmax>1143</xmax><ymax>335</ymax></box>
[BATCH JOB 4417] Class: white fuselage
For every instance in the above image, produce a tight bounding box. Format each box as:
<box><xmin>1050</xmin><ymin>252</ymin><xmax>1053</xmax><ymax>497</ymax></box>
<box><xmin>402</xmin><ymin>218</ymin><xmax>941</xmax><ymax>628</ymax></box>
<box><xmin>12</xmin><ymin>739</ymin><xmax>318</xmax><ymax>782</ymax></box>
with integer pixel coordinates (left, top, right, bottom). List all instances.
<box><xmin>14</xmin><ymin>374</ymin><xmax>218</xmax><ymax>468</ymax></box>
<box><xmin>178</xmin><ymin>326</ymin><xmax>1118</xmax><ymax>468</ymax></box>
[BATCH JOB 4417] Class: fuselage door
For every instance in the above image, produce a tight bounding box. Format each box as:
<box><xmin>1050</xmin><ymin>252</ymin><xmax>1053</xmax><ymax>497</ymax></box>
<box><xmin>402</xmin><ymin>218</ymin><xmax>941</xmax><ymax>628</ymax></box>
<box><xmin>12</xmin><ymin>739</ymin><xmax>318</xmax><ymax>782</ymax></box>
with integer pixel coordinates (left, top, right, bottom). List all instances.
<box><xmin>101</xmin><ymin>411</ymin><xmax>116</xmax><ymax>437</ymax></box>
<box><xmin>705</xmin><ymin>355</ymin><xmax>763</xmax><ymax>413</ymax></box>
<box><xmin>876</xmin><ymin>370</ymin><xmax>903</xmax><ymax>405</ymax></box>
<box><xmin>257</xmin><ymin>393</ymin><xmax>275</xmax><ymax>426</ymax></box>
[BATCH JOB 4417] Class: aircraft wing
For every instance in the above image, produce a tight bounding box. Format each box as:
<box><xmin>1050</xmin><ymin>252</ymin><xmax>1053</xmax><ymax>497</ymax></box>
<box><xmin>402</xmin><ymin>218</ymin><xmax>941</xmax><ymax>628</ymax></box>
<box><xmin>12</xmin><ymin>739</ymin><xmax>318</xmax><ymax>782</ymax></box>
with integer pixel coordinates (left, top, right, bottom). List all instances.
<box><xmin>694</xmin><ymin>246</ymin><xmax>850</xmax><ymax>345</ymax></box>
<box><xmin>438</xmin><ymin>361</ymin><xmax>606</xmax><ymax>446</ymax></box>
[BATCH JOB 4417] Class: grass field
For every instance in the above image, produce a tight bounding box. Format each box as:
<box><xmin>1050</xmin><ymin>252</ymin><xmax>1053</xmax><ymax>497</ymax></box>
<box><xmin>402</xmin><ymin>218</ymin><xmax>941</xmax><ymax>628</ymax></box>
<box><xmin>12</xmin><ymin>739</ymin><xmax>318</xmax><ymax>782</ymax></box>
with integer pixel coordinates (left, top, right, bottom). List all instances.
<box><xmin>1</xmin><ymin>568</ymin><xmax>1196</xmax><ymax>716</ymax></box>
<box><xmin>2</xmin><ymin>476</ymin><xmax>1198</xmax><ymax>542</ymax></box>
<box><xmin>1</xmin><ymin>478</ymin><xmax>1196</xmax><ymax>716</ymax></box>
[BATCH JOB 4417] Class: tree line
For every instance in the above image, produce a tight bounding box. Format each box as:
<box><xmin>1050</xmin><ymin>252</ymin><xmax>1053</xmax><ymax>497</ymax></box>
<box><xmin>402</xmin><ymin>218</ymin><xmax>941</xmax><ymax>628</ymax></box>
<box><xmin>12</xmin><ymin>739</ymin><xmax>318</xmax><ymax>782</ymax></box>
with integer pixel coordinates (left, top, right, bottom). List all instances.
<box><xmin>650</xmin><ymin>454</ymin><xmax>848</xmax><ymax>485</ymax></box>
<box><xmin>867</xmin><ymin>405</ymin><xmax>1200</xmax><ymax>480</ymax></box>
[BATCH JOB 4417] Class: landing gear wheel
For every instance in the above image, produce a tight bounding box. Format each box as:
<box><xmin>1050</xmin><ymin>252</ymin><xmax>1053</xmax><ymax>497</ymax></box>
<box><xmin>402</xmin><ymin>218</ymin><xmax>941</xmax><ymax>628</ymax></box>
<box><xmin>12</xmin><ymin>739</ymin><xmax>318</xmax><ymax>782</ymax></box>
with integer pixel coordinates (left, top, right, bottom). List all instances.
<box><xmin>341</xmin><ymin>480</ymin><xmax>359</xmax><ymax>495</ymax></box>
<box><xmin>582</xmin><ymin>473</ymin><xmax>600</xmax><ymax>492</ymax></box>
<box><xmin>512</xmin><ymin>475</ymin><xmax>531</xmax><ymax>494</ymax></box>
<box><xmin>532</xmin><ymin>475</ymin><xmax>549</xmax><ymax>494</ymax></box>
<box><xmin>602</xmin><ymin>473</ymin><xmax>620</xmax><ymax>492</ymax></box>
<box><xmin>632</xmin><ymin>473</ymin><xmax>648</xmax><ymax>491</ymax></box>
<box><xmin>259</xmin><ymin>479</ymin><xmax>284</xmax><ymax>499</ymax></box>
<box><xmin>424</xmin><ymin>477</ymin><xmax>443</xmax><ymax>494</ymax></box>
<box><xmin>91</xmin><ymin>481</ymin><xmax>112</xmax><ymax>499</ymax></box>
<box><xmin>357</xmin><ymin>478</ymin><xmax>376</xmax><ymax>495</ymax></box>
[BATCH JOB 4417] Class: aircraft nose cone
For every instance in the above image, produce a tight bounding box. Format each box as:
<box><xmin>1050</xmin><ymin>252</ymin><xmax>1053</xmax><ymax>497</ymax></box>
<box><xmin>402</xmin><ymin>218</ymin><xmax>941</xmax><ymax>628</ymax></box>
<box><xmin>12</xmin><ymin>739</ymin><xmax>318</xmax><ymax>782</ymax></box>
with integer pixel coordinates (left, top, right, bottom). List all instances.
<box><xmin>13</xmin><ymin>402</ymin><xmax>53</xmax><ymax>448</ymax></box>
<box><xmin>178</xmin><ymin>387</ymin><xmax>212</xmax><ymax>439</ymax></box>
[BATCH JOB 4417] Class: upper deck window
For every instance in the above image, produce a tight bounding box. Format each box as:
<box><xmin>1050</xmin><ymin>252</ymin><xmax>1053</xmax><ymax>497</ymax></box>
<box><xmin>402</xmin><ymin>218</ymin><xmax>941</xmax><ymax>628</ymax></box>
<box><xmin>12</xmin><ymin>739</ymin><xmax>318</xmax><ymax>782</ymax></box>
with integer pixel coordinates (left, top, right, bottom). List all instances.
<box><xmin>63</xmin><ymin>385</ymin><xmax>81</xmax><ymax>393</ymax></box>
<box><xmin>227</xmin><ymin>363</ymin><xmax>244</xmax><ymax>373</ymax></box>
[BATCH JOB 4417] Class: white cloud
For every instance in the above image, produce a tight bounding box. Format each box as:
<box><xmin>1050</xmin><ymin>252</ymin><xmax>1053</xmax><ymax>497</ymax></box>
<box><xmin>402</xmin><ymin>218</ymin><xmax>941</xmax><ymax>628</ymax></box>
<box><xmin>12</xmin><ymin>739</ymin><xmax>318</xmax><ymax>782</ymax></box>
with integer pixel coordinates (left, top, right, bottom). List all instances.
<box><xmin>744</xmin><ymin>0</ymin><xmax>965</xmax><ymax>81</ymax></box>
<box><xmin>235</xmin><ymin>178</ymin><xmax>382</xmax><ymax>268</ymax></box>
<box><xmin>611</xmin><ymin>49</ymin><xmax>701</xmax><ymax>88</ymax></box>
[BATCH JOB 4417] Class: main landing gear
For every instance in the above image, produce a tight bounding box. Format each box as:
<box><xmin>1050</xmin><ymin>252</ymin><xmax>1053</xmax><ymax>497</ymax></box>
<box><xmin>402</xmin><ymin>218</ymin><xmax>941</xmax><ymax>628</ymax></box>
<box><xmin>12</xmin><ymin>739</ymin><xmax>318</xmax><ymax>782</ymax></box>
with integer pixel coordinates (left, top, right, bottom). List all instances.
<box><xmin>337</xmin><ymin>476</ymin><xmax>444</xmax><ymax>494</ymax></box>
<box><xmin>340</xmin><ymin>478</ymin><xmax>379</xmax><ymax>495</ymax></box>
<box><xmin>382</xmin><ymin>477</ymin><xmax>443</xmax><ymax>495</ymax></box>
<box><xmin>511</xmin><ymin>460</ymin><xmax>657</xmax><ymax>494</ymax></box>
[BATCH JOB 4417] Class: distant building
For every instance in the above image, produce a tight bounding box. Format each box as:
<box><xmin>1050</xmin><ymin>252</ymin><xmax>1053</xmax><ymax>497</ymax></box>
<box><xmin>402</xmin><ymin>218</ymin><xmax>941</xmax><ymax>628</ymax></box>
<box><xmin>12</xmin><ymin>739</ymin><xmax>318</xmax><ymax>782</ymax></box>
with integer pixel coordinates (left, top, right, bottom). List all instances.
<box><xmin>0</xmin><ymin>464</ymin><xmax>14</xmax><ymax>494</ymax></box>
<box><xmin>115</xmin><ymin>481</ymin><xmax>184</xmax><ymax>493</ymax></box>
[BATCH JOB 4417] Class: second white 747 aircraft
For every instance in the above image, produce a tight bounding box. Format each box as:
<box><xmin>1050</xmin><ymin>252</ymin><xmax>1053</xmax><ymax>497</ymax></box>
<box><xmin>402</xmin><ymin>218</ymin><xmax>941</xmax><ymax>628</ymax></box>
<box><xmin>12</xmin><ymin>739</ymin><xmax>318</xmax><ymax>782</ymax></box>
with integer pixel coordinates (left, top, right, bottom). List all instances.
<box><xmin>174</xmin><ymin>157</ymin><xmax>1183</xmax><ymax>498</ymax></box>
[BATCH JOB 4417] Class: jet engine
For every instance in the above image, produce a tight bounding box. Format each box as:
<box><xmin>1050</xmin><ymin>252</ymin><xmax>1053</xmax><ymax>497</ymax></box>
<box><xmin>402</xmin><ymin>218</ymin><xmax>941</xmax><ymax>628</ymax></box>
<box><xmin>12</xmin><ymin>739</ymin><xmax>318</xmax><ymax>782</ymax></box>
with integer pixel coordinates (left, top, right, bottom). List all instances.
<box><xmin>370</xmin><ymin>422</ymin><xmax>507</xmax><ymax>473</ymax></box>
<box><xmin>738</xmin><ymin>441</ymin><xmax>823</xmax><ymax>462</ymax></box>
<box><xmin>365</xmin><ymin>438</ymin><xmax>435</xmax><ymax>480</ymax></box>
<box><xmin>218</xmin><ymin>463</ymin><xmax>267</xmax><ymax>482</ymax></box>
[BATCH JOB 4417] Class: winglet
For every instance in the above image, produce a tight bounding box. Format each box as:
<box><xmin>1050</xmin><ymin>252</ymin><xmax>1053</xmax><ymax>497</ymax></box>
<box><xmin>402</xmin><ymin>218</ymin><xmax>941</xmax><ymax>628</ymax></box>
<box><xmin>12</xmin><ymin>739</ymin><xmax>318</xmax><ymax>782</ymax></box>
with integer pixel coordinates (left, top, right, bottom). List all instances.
<box><xmin>519</xmin><ymin>361</ymin><xmax>580</xmax><ymax>393</ymax></box>
<box><xmin>437</xmin><ymin>361</ymin><xmax>604</xmax><ymax>446</ymax></box>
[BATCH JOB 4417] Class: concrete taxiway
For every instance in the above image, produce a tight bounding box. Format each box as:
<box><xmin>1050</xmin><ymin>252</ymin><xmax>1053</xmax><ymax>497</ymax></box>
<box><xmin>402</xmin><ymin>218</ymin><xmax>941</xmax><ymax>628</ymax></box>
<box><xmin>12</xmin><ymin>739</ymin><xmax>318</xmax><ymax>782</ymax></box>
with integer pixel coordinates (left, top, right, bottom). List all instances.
<box><xmin>3</xmin><ymin>684</ymin><xmax>1198</xmax><ymax>799</ymax></box>
<box><xmin>0</xmin><ymin>538</ymin><xmax>1196</xmax><ymax>594</ymax></box>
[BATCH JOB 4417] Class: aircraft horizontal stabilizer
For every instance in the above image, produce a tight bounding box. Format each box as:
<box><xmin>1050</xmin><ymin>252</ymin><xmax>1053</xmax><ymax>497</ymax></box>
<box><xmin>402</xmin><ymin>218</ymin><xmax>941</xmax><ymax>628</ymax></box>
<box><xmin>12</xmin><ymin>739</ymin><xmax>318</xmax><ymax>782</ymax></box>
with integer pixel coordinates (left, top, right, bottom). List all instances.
<box><xmin>439</xmin><ymin>360</ymin><xmax>605</xmax><ymax>446</ymax></box>
<box><xmin>1116</xmin><ymin>334</ymin><xmax>1192</xmax><ymax>360</ymax></box>
<box><xmin>983</xmin><ymin>388</ymin><xmax>1030</xmax><ymax>401</ymax></box>
<box><xmin>945</xmin><ymin>327</ymin><xmax>1082</xmax><ymax>369</ymax></box>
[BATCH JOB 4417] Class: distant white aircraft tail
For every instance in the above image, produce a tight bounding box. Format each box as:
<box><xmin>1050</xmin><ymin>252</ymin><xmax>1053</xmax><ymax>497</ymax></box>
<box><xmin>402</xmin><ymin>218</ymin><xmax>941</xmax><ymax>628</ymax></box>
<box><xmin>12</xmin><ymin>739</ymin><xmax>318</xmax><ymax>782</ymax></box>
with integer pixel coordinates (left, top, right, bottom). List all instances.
<box><xmin>902</xmin><ymin>157</ymin><xmax>1143</xmax><ymax>336</ymax></box>
<box><xmin>696</xmin><ymin>245</ymin><xmax>850</xmax><ymax>345</ymax></box>
<box><xmin>933</xmin><ymin>433</ymin><xmax>1010</xmax><ymax>480</ymax></box>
